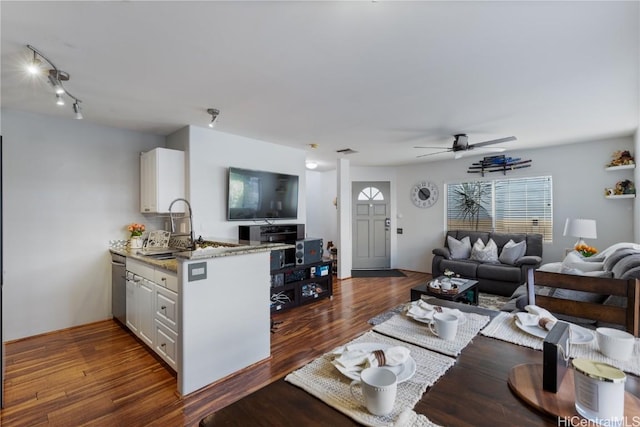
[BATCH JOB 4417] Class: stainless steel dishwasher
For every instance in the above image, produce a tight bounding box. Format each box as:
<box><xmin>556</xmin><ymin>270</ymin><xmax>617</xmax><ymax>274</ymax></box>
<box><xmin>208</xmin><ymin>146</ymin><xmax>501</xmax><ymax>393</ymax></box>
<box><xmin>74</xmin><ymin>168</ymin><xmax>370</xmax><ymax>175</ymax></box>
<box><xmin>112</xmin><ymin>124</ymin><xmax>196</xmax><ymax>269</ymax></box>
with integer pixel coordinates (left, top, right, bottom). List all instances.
<box><xmin>111</xmin><ymin>252</ymin><xmax>127</xmax><ymax>326</ymax></box>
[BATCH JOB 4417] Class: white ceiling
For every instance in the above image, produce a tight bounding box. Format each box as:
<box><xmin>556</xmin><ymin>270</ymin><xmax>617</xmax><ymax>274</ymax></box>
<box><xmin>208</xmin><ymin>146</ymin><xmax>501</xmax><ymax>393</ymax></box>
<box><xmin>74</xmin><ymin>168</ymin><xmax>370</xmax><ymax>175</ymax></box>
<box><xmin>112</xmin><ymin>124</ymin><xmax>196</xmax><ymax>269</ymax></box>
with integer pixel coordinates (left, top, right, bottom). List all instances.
<box><xmin>2</xmin><ymin>1</ymin><xmax>638</xmax><ymax>170</ymax></box>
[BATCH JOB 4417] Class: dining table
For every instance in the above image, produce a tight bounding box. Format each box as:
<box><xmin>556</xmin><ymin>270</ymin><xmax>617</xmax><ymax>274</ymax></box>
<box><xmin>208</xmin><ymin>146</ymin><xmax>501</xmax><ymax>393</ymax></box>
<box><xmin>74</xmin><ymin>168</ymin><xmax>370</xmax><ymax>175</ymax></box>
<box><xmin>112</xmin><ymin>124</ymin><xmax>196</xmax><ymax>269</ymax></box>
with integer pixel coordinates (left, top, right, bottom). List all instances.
<box><xmin>199</xmin><ymin>300</ymin><xmax>640</xmax><ymax>427</ymax></box>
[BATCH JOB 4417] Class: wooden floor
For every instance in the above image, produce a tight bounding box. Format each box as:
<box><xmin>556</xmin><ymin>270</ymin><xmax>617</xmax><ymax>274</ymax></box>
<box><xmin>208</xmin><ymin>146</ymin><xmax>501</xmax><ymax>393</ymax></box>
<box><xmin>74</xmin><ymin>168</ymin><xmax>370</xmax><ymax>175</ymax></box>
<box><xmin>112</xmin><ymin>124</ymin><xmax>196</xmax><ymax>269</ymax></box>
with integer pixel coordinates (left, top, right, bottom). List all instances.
<box><xmin>0</xmin><ymin>270</ymin><xmax>429</xmax><ymax>426</ymax></box>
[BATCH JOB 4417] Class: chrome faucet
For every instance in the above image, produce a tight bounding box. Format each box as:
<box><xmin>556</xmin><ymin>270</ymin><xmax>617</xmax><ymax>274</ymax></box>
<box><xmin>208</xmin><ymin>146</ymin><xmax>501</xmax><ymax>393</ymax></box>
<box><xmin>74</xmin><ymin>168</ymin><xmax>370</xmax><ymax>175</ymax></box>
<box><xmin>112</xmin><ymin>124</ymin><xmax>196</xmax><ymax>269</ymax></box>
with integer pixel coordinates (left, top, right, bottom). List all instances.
<box><xmin>169</xmin><ymin>198</ymin><xmax>195</xmax><ymax>250</ymax></box>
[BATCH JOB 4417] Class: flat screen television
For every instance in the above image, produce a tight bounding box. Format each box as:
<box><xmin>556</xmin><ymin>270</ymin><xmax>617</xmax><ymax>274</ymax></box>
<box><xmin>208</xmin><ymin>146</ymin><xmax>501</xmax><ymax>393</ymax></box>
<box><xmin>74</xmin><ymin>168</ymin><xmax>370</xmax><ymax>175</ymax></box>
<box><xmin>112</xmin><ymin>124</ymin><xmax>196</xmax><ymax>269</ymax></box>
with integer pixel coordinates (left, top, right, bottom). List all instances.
<box><xmin>227</xmin><ymin>167</ymin><xmax>299</xmax><ymax>221</ymax></box>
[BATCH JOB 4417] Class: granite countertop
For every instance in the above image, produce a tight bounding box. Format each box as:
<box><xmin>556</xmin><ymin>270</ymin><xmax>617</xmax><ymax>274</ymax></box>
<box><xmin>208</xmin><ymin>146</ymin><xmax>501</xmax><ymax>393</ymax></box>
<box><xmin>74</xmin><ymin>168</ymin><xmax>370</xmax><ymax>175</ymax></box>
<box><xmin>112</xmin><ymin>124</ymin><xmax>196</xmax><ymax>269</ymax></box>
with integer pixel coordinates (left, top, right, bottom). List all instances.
<box><xmin>110</xmin><ymin>238</ymin><xmax>294</xmax><ymax>271</ymax></box>
<box><xmin>110</xmin><ymin>247</ymin><xmax>179</xmax><ymax>272</ymax></box>
<box><xmin>177</xmin><ymin>240</ymin><xmax>293</xmax><ymax>260</ymax></box>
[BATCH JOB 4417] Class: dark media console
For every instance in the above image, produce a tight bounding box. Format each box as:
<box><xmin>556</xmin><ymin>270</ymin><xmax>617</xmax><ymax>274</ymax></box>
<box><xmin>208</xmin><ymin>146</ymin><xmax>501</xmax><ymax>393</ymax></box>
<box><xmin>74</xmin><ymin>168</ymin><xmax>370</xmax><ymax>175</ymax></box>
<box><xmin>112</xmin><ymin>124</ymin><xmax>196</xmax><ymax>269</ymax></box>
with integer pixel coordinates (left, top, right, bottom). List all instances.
<box><xmin>238</xmin><ymin>224</ymin><xmax>332</xmax><ymax>313</ymax></box>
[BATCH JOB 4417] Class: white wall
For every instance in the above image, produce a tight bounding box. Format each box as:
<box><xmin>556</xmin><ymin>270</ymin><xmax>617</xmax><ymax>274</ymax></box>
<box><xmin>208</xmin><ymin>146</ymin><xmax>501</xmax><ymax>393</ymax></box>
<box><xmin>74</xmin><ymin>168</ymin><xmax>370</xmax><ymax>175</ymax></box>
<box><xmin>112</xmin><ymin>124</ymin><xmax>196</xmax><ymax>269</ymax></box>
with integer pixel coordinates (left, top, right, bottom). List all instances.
<box><xmin>2</xmin><ymin>109</ymin><xmax>165</xmax><ymax>340</ymax></box>
<box><xmin>305</xmin><ymin>169</ymin><xmax>338</xmax><ymax>243</ymax></box>
<box><xmin>184</xmin><ymin>126</ymin><xmax>307</xmax><ymax>239</ymax></box>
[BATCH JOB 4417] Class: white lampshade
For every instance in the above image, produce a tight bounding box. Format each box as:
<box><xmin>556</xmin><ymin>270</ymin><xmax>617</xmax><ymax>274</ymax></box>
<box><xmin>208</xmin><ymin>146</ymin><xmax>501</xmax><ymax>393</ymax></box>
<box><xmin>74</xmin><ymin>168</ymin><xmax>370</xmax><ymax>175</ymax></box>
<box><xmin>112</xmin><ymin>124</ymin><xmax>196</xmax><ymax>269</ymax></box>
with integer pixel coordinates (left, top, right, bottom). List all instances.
<box><xmin>563</xmin><ymin>218</ymin><xmax>597</xmax><ymax>246</ymax></box>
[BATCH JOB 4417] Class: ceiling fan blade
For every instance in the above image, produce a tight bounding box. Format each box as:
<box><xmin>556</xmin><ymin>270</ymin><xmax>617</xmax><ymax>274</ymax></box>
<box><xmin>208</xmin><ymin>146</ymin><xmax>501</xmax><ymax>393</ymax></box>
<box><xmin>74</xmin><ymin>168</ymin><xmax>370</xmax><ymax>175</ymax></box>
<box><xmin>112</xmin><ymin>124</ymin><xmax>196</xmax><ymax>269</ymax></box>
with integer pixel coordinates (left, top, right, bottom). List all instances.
<box><xmin>471</xmin><ymin>147</ymin><xmax>507</xmax><ymax>153</ymax></box>
<box><xmin>413</xmin><ymin>146</ymin><xmax>451</xmax><ymax>149</ymax></box>
<box><xmin>470</xmin><ymin>136</ymin><xmax>517</xmax><ymax>148</ymax></box>
<box><xmin>416</xmin><ymin>150</ymin><xmax>449</xmax><ymax>158</ymax></box>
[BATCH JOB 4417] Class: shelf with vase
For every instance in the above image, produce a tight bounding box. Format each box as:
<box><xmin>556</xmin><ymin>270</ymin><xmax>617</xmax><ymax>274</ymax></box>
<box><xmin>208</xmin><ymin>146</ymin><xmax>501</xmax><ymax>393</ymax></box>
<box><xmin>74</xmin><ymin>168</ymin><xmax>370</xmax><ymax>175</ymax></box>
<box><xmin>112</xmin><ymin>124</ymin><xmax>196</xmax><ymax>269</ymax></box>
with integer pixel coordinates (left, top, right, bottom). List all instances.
<box><xmin>605</xmin><ymin>194</ymin><xmax>636</xmax><ymax>199</ymax></box>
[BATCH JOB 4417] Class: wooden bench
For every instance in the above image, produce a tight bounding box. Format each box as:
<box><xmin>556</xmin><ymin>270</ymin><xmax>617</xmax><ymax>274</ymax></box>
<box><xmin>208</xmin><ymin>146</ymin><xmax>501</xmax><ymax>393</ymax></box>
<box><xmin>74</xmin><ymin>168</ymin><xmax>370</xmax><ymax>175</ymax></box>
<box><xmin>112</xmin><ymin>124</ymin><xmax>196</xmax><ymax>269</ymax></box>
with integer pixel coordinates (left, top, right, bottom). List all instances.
<box><xmin>527</xmin><ymin>270</ymin><xmax>640</xmax><ymax>337</ymax></box>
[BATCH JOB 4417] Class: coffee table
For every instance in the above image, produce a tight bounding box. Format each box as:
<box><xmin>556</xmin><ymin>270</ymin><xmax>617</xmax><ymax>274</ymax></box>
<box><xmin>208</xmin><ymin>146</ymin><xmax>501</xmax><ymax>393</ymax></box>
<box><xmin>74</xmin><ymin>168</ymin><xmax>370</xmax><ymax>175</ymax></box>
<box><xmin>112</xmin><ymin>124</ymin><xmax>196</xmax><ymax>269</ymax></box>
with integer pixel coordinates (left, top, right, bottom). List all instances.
<box><xmin>410</xmin><ymin>276</ymin><xmax>479</xmax><ymax>305</ymax></box>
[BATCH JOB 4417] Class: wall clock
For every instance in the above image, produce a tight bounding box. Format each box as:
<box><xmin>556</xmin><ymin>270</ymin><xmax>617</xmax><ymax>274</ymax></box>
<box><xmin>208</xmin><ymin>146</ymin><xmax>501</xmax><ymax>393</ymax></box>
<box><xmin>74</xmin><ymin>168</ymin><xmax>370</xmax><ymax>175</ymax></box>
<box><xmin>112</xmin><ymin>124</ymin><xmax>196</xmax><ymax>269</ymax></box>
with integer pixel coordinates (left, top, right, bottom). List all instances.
<box><xmin>411</xmin><ymin>181</ymin><xmax>439</xmax><ymax>208</ymax></box>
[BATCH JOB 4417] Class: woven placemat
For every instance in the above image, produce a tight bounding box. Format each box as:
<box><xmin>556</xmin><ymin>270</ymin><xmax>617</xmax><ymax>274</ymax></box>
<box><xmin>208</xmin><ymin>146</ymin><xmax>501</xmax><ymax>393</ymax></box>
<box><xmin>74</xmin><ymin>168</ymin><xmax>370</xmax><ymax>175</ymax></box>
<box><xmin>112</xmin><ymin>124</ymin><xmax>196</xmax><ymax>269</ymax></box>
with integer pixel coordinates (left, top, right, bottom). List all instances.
<box><xmin>480</xmin><ymin>311</ymin><xmax>544</xmax><ymax>350</ymax></box>
<box><xmin>372</xmin><ymin>311</ymin><xmax>490</xmax><ymax>357</ymax></box>
<box><xmin>480</xmin><ymin>313</ymin><xmax>640</xmax><ymax>375</ymax></box>
<box><xmin>285</xmin><ymin>330</ymin><xmax>453</xmax><ymax>427</ymax></box>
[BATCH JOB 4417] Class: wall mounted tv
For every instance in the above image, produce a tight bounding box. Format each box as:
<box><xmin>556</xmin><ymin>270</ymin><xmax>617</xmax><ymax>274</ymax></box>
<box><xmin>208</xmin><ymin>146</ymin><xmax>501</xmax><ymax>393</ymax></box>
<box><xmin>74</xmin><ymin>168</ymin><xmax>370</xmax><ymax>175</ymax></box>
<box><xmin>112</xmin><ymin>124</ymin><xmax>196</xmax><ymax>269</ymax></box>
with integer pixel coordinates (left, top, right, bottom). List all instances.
<box><xmin>227</xmin><ymin>167</ymin><xmax>299</xmax><ymax>221</ymax></box>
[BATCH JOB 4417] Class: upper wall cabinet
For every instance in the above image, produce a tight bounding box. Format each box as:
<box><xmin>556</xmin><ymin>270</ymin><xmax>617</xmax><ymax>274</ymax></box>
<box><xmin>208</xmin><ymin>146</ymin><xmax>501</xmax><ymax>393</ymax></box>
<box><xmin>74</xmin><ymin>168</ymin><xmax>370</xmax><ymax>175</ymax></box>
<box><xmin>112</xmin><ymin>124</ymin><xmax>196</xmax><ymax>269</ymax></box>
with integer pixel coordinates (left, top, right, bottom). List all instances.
<box><xmin>140</xmin><ymin>148</ymin><xmax>185</xmax><ymax>213</ymax></box>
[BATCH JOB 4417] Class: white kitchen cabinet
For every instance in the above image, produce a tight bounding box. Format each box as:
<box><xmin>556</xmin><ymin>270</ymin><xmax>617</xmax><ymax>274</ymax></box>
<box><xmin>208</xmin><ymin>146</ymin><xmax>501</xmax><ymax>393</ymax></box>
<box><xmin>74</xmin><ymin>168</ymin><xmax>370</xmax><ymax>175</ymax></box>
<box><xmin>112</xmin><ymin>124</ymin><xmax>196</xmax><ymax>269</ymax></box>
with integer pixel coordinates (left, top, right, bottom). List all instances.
<box><xmin>140</xmin><ymin>147</ymin><xmax>185</xmax><ymax>213</ymax></box>
<box><xmin>126</xmin><ymin>274</ymin><xmax>153</xmax><ymax>347</ymax></box>
<box><xmin>154</xmin><ymin>320</ymin><xmax>178</xmax><ymax>369</ymax></box>
<box><xmin>137</xmin><ymin>279</ymin><xmax>155</xmax><ymax>346</ymax></box>
<box><xmin>126</xmin><ymin>258</ymin><xmax>179</xmax><ymax>370</ymax></box>
<box><xmin>125</xmin><ymin>275</ymin><xmax>139</xmax><ymax>334</ymax></box>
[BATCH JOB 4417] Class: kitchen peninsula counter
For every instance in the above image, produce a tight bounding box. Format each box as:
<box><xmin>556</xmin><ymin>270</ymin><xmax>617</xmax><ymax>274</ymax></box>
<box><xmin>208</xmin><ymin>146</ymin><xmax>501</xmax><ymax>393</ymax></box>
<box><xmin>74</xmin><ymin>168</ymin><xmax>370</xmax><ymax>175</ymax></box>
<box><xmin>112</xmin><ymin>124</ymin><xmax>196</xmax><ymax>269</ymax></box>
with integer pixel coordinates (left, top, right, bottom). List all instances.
<box><xmin>110</xmin><ymin>239</ymin><xmax>292</xmax><ymax>396</ymax></box>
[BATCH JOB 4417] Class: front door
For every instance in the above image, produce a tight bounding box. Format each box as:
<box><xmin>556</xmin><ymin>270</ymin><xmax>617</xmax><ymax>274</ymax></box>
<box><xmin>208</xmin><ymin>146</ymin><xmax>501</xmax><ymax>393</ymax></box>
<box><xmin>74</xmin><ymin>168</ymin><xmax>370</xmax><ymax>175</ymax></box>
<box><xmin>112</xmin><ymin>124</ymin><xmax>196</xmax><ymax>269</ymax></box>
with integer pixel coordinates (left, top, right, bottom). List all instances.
<box><xmin>352</xmin><ymin>181</ymin><xmax>391</xmax><ymax>270</ymax></box>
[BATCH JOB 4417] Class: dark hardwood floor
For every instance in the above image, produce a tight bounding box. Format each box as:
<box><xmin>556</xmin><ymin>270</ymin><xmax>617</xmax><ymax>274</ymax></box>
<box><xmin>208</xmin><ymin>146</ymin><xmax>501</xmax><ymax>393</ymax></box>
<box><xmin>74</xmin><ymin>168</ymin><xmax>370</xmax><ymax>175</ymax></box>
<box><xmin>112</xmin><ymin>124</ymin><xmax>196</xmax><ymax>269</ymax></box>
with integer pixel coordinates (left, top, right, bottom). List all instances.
<box><xmin>0</xmin><ymin>270</ymin><xmax>429</xmax><ymax>426</ymax></box>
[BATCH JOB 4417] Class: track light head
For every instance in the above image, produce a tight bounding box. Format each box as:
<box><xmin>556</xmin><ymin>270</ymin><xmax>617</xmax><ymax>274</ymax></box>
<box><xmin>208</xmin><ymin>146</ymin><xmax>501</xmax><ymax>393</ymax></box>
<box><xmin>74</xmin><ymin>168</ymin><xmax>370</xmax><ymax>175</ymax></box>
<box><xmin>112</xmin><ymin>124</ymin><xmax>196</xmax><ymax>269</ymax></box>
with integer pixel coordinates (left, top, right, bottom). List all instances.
<box><xmin>48</xmin><ymin>74</ymin><xmax>65</xmax><ymax>95</ymax></box>
<box><xmin>73</xmin><ymin>102</ymin><xmax>83</xmax><ymax>120</ymax></box>
<box><xmin>207</xmin><ymin>108</ymin><xmax>220</xmax><ymax>128</ymax></box>
<box><xmin>56</xmin><ymin>94</ymin><xmax>65</xmax><ymax>106</ymax></box>
<box><xmin>27</xmin><ymin>57</ymin><xmax>43</xmax><ymax>75</ymax></box>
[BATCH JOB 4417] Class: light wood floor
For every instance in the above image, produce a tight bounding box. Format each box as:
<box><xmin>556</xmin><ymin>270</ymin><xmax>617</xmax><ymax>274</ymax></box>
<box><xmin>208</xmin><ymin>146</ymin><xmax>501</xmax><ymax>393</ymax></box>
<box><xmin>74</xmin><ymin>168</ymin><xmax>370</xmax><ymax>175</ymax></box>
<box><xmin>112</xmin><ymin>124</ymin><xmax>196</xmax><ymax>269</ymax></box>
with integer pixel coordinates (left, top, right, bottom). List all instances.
<box><xmin>0</xmin><ymin>270</ymin><xmax>429</xmax><ymax>426</ymax></box>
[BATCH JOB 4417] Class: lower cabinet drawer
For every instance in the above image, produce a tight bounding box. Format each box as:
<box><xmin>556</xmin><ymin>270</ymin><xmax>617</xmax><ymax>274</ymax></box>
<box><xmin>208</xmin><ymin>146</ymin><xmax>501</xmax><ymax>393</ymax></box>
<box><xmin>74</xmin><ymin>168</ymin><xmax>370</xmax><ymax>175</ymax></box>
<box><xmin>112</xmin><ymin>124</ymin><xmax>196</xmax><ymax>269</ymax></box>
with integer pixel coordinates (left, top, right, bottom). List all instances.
<box><xmin>154</xmin><ymin>320</ymin><xmax>178</xmax><ymax>371</ymax></box>
<box><xmin>155</xmin><ymin>285</ymin><xmax>178</xmax><ymax>332</ymax></box>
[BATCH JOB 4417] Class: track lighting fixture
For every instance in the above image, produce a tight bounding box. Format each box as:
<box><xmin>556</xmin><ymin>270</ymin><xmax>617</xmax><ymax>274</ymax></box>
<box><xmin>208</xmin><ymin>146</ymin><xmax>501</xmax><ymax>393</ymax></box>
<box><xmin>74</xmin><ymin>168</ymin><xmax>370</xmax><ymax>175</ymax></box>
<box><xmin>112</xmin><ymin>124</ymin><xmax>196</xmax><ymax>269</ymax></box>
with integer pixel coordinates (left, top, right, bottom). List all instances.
<box><xmin>73</xmin><ymin>102</ymin><xmax>83</xmax><ymax>120</ymax></box>
<box><xmin>207</xmin><ymin>108</ymin><xmax>220</xmax><ymax>128</ymax></box>
<box><xmin>25</xmin><ymin>45</ymin><xmax>83</xmax><ymax>119</ymax></box>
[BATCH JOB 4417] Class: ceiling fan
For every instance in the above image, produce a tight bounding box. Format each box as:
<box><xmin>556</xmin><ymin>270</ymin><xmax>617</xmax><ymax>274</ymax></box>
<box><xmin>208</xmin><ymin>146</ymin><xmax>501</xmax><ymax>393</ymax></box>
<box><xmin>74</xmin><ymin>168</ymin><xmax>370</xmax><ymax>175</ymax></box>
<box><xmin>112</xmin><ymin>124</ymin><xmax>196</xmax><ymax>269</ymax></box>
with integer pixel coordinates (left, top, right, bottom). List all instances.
<box><xmin>415</xmin><ymin>134</ymin><xmax>517</xmax><ymax>159</ymax></box>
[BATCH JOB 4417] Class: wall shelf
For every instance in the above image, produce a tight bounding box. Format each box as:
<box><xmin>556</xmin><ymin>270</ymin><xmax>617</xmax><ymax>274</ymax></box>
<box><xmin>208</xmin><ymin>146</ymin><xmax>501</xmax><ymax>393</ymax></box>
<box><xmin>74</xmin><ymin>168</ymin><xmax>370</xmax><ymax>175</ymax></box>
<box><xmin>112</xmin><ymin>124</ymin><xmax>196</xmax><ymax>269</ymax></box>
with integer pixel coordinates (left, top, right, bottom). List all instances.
<box><xmin>605</xmin><ymin>194</ymin><xmax>635</xmax><ymax>199</ymax></box>
<box><xmin>605</xmin><ymin>164</ymin><xmax>635</xmax><ymax>171</ymax></box>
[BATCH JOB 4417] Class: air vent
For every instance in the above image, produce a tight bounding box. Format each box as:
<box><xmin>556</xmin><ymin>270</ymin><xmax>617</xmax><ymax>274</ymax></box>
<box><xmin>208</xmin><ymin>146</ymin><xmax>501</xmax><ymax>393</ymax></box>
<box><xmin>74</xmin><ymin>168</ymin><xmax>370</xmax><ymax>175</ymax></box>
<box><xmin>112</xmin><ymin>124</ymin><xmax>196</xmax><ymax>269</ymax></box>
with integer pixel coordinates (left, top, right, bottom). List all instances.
<box><xmin>336</xmin><ymin>148</ymin><xmax>358</xmax><ymax>155</ymax></box>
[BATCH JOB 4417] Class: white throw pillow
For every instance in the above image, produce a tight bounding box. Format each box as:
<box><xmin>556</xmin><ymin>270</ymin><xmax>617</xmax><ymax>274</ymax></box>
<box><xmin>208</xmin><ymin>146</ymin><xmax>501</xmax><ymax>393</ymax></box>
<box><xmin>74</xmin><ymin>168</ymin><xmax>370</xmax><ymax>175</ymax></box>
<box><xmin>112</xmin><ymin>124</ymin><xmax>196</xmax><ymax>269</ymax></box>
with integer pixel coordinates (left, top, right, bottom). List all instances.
<box><xmin>499</xmin><ymin>239</ymin><xmax>527</xmax><ymax>265</ymax></box>
<box><xmin>447</xmin><ymin>235</ymin><xmax>471</xmax><ymax>259</ymax></box>
<box><xmin>470</xmin><ymin>238</ymin><xmax>499</xmax><ymax>263</ymax></box>
<box><xmin>562</xmin><ymin>251</ymin><xmax>605</xmax><ymax>272</ymax></box>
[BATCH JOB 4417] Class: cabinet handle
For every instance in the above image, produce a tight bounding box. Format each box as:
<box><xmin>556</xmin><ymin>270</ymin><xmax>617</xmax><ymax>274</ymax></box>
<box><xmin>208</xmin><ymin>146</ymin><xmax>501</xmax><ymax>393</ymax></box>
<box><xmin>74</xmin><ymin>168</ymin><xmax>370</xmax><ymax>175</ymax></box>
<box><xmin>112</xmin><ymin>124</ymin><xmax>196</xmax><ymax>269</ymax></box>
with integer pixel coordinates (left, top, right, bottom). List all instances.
<box><xmin>161</xmin><ymin>305</ymin><xmax>167</xmax><ymax>310</ymax></box>
<box><xmin>160</xmin><ymin>343</ymin><xmax>166</xmax><ymax>347</ymax></box>
<box><xmin>161</xmin><ymin>277</ymin><xmax>167</xmax><ymax>282</ymax></box>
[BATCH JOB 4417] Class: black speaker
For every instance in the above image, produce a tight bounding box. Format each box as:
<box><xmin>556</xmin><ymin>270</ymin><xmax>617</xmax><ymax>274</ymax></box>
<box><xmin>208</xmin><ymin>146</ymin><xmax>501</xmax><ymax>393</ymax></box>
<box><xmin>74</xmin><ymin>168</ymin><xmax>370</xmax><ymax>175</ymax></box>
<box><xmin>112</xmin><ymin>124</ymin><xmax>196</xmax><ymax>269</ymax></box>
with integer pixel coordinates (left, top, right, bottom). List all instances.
<box><xmin>295</xmin><ymin>238</ymin><xmax>323</xmax><ymax>265</ymax></box>
<box><xmin>270</xmin><ymin>249</ymin><xmax>284</xmax><ymax>271</ymax></box>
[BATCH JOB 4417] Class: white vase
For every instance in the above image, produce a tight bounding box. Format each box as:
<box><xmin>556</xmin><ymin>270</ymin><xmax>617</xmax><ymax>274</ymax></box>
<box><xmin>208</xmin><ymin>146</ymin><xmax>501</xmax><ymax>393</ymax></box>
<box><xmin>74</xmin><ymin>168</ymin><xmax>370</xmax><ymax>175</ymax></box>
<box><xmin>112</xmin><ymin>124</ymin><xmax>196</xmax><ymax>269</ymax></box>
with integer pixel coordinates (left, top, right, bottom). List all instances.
<box><xmin>130</xmin><ymin>236</ymin><xmax>143</xmax><ymax>249</ymax></box>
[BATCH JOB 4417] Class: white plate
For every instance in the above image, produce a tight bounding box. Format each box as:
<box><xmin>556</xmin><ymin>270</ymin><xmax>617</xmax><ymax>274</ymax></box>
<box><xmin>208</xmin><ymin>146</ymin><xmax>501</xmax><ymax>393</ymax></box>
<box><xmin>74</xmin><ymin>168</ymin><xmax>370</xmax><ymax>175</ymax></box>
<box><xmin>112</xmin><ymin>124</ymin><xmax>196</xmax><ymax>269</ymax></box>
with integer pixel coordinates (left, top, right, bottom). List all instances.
<box><xmin>335</xmin><ymin>342</ymin><xmax>417</xmax><ymax>383</ymax></box>
<box><xmin>514</xmin><ymin>318</ymin><xmax>595</xmax><ymax>344</ymax></box>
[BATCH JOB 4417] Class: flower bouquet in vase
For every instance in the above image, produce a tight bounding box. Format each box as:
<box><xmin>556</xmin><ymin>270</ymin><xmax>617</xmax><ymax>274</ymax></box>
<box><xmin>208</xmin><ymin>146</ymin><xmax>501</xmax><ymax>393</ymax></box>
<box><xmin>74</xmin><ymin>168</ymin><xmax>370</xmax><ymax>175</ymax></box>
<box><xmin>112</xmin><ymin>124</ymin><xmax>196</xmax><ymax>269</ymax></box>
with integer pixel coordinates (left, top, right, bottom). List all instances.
<box><xmin>127</xmin><ymin>223</ymin><xmax>145</xmax><ymax>249</ymax></box>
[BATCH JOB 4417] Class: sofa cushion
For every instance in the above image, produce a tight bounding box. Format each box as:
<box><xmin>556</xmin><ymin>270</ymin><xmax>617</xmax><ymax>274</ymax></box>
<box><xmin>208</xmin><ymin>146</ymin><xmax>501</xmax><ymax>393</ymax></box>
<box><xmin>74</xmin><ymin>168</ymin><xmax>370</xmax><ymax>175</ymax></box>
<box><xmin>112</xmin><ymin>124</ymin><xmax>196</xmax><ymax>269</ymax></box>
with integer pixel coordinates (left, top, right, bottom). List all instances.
<box><xmin>470</xmin><ymin>238</ymin><xmax>499</xmax><ymax>262</ymax></box>
<box><xmin>447</xmin><ymin>235</ymin><xmax>471</xmax><ymax>259</ymax></box>
<box><xmin>499</xmin><ymin>239</ymin><xmax>527</xmax><ymax>265</ymax></box>
<box><xmin>477</xmin><ymin>263</ymin><xmax>521</xmax><ymax>283</ymax></box>
<box><xmin>524</xmin><ymin>234</ymin><xmax>543</xmax><ymax>257</ymax></box>
<box><xmin>439</xmin><ymin>259</ymin><xmax>478</xmax><ymax>278</ymax></box>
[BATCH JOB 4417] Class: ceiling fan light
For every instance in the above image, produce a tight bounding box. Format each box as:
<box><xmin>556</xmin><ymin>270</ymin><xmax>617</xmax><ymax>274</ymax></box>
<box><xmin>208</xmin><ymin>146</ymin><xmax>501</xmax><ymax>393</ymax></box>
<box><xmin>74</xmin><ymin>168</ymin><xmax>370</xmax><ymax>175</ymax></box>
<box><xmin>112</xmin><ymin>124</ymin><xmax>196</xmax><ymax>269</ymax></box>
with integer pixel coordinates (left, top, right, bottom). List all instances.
<box><xmin>306</xmin><ymin>161</ymin><xmax>318</xmax><ymax>170</ymax></box>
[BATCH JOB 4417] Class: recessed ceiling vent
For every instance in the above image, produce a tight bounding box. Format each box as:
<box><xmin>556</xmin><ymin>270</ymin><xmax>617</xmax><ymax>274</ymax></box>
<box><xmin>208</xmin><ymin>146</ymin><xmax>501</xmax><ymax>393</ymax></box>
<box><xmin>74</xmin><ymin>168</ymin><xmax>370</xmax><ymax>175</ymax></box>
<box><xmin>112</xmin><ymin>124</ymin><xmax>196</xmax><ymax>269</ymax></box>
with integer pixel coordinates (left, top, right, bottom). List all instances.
<box><xmin>336</xmin><ymin>148</ymin><xmax>358</xmax><ymax>155</ymax></box>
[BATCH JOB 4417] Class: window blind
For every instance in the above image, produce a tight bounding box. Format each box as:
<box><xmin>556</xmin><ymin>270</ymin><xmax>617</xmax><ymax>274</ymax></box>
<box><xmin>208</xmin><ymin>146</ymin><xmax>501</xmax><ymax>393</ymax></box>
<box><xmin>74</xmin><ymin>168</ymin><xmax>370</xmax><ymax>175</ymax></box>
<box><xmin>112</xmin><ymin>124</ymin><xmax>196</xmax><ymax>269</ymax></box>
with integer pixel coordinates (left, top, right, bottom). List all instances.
<box><xmin>446</xmin><ymin>176</ymin><xmax>553</xmax><ymax>242</ymax></box>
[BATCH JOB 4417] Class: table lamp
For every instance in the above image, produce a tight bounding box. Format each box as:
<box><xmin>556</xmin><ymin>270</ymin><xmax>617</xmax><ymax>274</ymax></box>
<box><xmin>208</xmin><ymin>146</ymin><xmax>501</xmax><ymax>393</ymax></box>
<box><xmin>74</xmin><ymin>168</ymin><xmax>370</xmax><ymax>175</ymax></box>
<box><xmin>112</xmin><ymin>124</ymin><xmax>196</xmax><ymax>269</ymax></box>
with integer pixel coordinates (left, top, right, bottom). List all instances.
<box><xmin>563</xmin><ymin>218</ymin><xmax>597</xmax><ymax>247</ymax></box>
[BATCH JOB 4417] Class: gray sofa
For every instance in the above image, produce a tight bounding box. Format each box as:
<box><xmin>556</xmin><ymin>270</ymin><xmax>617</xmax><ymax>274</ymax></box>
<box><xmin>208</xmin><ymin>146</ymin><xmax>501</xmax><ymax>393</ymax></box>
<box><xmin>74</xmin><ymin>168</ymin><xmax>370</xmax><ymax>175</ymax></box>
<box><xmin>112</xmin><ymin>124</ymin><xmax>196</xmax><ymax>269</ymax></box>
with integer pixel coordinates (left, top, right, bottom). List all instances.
<box><xmin>432</xmin><ymin>230</ymin><xmax>543</xmax><ymax>297</ymax></box>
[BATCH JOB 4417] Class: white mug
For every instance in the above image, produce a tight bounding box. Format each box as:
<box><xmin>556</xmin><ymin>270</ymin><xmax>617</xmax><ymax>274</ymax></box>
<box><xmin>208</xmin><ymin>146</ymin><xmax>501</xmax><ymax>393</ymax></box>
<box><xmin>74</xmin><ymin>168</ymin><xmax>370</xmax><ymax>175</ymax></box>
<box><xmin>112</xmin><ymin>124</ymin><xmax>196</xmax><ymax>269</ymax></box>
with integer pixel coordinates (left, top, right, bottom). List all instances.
<box><xmin>440</xmin><ymin>278</ymin><xmax>452</xmax><ymax>291</ymax></box>
<box><xmin>429</xmin><ymin>312</ymin><xmax>458</xmax><ymax>341</ymax></box>
<box><xmin>350</xmin><ymin>367</ymin><xmax>397</xmax><ymax>416</ymax></box>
